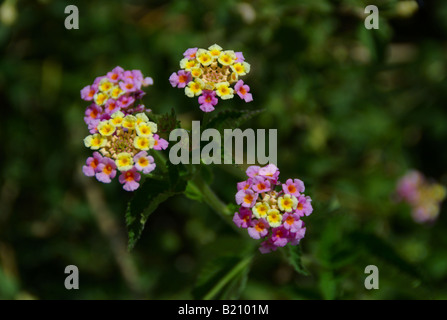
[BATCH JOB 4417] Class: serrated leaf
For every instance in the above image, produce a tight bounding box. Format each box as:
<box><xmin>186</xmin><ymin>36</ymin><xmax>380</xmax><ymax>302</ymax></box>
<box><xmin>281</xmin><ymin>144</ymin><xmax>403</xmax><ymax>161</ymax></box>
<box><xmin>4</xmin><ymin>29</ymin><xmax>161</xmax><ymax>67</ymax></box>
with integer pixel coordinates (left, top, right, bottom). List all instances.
<box><xmin>126</xmin><ymin>180</ymin><xmax>171</xmax><ymax>251</ymax></box>
<box><xmin>126</xmin><ymin>163</ymin><xmax>187</xmax><ymax>250</ymax></box>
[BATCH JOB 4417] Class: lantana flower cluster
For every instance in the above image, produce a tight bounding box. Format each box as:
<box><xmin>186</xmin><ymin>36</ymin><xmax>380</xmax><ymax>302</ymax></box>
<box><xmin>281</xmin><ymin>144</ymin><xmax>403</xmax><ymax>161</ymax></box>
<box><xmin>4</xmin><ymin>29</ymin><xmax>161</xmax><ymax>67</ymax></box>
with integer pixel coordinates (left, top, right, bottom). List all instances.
<box><xmin>233</xmin><ymin>164</ymin><xmax>313</xmax><ymax>254</ymax></box>
<box><xmin>169</xmin><ymin>44</ymin><xmax>253</xmax><ymax>112</ymax></box>
<box><xmin>83</xmin><ymin>112</ymin><xmax>168</xmax><ymax>191</ymax></box>
<box><xmin>396</xmin><ymin>170</ymin><xmax>446</xmax><ymax>223</ymax></box>
<box><xmin>81</xmin><ymin>66</ymin><xmax>154</xmax><ymax>134</ymax></box>
<box><xmin>81</xmin><ymin>67</ymin><xmax>168</xmax><ymax>191</ymax></box>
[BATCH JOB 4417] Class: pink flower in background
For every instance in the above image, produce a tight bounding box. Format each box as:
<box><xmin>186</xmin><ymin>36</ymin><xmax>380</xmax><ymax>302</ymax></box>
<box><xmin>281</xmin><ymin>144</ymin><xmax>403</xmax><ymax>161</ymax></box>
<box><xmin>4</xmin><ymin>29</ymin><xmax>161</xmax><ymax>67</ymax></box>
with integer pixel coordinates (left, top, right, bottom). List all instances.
<box><xmin>396</xmin><ymin>170</ymin><xmax>424</xmax><ymax>205</ymax></box>
<box><xmin>396</xmin><ymin>170</ymin><xmax>446</xmax><ymax>224</ymax></box>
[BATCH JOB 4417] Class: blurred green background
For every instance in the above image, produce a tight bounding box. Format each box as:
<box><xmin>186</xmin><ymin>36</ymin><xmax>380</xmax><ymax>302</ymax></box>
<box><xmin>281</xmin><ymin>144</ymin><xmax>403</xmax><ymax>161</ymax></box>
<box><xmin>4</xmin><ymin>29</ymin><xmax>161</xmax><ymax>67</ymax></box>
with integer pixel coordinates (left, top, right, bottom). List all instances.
<box><xmin>1</xmin><ymin>0</ymin><xmax>447</xmax><ymax>299</ymax></box>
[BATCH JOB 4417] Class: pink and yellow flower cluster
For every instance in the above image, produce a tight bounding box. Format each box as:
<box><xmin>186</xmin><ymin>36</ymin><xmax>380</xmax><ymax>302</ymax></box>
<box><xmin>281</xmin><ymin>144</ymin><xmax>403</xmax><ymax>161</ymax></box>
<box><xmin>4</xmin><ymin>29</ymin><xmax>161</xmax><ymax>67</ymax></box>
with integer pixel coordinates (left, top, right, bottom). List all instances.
<box><xmin>169</xmin><ymin>44</ymin><xmax>253</xmax><ymax>112</ymax></box>
<box><xmin>81</xmin><ymin>67</ymin><xmax>168</xmax><ymax>192</ymax></box>
<box><xmin>396</xmin><ymin>170</ymin><xmax>446</xmax><ymax>223</ymax></box>
<box><xmin>81</xmin><ymin>66</ymin><xmax>154</xmax><ymax>133</ymax></box>
<box><xmin>83</xmin><ymin>112</ymin><xmax>168</xmax><ymax>191</ymax></box>
<box><xmin>233</xmin><ymin>164</ymin><xmax>313</xmax><ymax>253</ymax></box>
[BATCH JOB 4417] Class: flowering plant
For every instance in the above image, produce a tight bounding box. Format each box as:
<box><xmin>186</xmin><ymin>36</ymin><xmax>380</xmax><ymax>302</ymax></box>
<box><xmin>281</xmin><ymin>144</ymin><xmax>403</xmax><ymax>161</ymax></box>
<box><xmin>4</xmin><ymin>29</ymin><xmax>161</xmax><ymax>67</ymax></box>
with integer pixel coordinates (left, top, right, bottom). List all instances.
<box><xmin>234</xmin><ymin>164</ymin><xmax>313</xmax><ymax>253</ymax></box>
<box><xmin>169</xmin><ymin>44</ymin><xmax>253</xmax><ymax>112</ymax></box>
<box><xmin>81</xmin><ymin>67</ymin><xmax>168</xmax><ymax>191</ymax></box>
<box><xmin>79</xmin><ymin>62</ymin><xmax>311</xmax><ymax>284</ymax></box>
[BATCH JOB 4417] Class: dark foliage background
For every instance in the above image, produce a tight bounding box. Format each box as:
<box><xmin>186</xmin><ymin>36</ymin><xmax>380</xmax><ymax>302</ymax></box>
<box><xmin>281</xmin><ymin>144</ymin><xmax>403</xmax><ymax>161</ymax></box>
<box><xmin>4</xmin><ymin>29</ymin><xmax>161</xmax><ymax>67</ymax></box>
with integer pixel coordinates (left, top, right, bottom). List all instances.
<box><xmin>1</xmin><ymin>0</ymin><xmax>447</xmax><ymax>299</ymax></box>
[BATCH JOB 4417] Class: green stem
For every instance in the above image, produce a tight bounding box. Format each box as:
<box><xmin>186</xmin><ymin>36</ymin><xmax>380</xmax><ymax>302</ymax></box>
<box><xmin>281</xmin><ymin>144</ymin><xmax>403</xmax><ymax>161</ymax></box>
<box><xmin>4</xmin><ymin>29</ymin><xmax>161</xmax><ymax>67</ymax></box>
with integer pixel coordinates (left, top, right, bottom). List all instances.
<box><xmin>143</xmin><ymin>173</ymin><xmax>165</xmax><ymax>181</ymax></box>
<box><xmin>203</xmin><ymin>255</ymin><xmax>253</xmax><ymax>300</ymax></box>
<box><xmin>191</xmin><ymin>174</ymin><xmax>245</xmax><ymax>235</ymax></box>
<box><xmin>197</xmin><ymin>178</ymin><xmax>231</xmax><ymax>217</ymax></box>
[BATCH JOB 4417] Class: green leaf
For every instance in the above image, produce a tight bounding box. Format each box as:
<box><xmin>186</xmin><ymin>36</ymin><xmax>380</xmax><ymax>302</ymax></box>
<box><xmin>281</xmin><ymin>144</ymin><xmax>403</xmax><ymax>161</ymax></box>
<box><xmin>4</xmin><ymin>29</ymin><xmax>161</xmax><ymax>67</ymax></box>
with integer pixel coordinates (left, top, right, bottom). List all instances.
<box><xmin>184</xmin><ymin>180</ymin><xmax>203</xmax><ymax>202</ymax></box>
<box><xmin>319</xmin><ymin>270</ymin><xmax>336</xmax><ymax>300</ymax></box>
<box><xmin>285</xmin><ymin>245</ymin><xmax>310</xmax><ymax>276</ymax></box>
<box><xmin>126</xmin><ymin>163</ymin><xmax>187</xmax><ymax>250</ymax></box>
